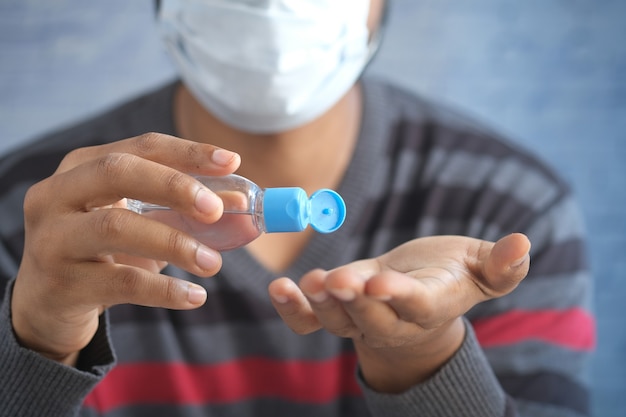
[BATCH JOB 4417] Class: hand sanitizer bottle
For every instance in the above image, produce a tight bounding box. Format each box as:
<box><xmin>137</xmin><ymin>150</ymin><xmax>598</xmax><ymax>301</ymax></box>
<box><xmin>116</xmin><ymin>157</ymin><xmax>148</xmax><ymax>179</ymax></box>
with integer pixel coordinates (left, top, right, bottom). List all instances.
<box><xmin>127</xmin><ymin>174</ymin><xmax>346</xmax><ymax>251</ymax></box>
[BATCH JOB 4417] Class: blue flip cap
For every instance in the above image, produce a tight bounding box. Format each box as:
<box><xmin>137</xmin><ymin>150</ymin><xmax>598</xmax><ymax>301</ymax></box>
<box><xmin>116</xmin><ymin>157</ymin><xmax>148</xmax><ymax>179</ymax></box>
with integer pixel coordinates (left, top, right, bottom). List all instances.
<box><xmin>263</xmin><ymin>188</ymin><xmax>346</xmax><ymax>234</ymax></box>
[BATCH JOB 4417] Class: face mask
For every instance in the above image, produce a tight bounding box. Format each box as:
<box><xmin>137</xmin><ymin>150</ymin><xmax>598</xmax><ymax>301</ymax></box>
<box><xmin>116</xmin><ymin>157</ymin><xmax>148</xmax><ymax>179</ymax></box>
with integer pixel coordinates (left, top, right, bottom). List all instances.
<box><xmin>157</xmin><ymin>0</ymin><xmax>371</xmax><ymax>134</ymax></box>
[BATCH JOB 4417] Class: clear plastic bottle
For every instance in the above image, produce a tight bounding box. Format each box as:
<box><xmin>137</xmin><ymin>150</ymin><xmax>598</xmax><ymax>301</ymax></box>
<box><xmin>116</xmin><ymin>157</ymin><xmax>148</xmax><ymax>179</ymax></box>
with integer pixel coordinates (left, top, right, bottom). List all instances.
<box><xmin>126</xmin><ymin>174</ymin><xmax>346</xmax><ymax>251</ymax></box>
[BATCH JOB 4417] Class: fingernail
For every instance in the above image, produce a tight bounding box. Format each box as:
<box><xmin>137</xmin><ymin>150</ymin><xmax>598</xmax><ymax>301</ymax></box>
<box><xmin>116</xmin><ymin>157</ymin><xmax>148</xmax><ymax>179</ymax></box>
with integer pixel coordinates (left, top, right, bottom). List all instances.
<box><xmin>307</xmin><ymin>291</ymin><xmax>329</xmax><ymax>303</ymax></box>
<box><xmin>329</xmin><ymin>288</ymin><xmax>356</xmax><ymax>302</ymax></box>
<box><xmin>371</xmin><ymin>293</ymin><xmax>392</xmax><ymax>302</ymax></box>
<box><xmin>212</xmin><ymin>149</ymin><xmax>238</xmax><ymax>166</ymax></box>
<box><xmin>271</xmin><ymin>294</ymin><xmax>290</xmax><ymax>304</ymax></box>
<box><xmin>195</xmin><ymin>189</ymin><xmax>221</xmax><ymax>214</ymax></box>
<box><xmin>187</xmin><ymin>283</ymin><xmax>207</xmax><ymax>305</ymax></box>
<box><xmin>511</xmin><ymin>254</ymin><xmax>529</xmax><ymax>268</ymax></box>
<box><xmin>196</xmin><ymin>245</ymin><xmax>219</xmax><ymax>271</ymax></box>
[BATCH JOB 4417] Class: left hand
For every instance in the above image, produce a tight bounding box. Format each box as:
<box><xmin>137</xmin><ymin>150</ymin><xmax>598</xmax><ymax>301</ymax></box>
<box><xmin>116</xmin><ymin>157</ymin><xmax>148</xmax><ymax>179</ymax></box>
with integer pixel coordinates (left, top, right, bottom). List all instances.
<box><xmin>268</xmin><ymin>233</ymin><xmax>531</xmax><ymax>393</ymax></box>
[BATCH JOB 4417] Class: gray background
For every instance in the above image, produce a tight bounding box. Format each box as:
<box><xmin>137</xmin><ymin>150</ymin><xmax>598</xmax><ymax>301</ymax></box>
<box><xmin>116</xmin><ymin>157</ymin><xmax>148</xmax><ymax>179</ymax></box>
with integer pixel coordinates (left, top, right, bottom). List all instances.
<box><xmin>1</xmin><ymin>0</ymin><xmax>624</xmax><ymax>415</ymax></box>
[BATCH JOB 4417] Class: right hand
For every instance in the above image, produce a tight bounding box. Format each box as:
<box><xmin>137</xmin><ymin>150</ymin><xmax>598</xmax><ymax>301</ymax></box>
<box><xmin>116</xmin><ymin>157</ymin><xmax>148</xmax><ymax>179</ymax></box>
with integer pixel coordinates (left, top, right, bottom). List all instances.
<box><xmin>10</xmin><ymin>133</ymin><xmax>240</xmax><ymax>365</ymax></box>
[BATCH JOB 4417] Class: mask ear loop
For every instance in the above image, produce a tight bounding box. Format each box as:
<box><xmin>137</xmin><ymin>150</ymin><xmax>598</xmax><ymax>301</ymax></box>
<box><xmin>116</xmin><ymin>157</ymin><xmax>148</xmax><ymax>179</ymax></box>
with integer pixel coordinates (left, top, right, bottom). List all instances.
<box><xmin>363</xmin><ymin>0</ymin><xmax>390</xmax><ymax>73</ymax></box>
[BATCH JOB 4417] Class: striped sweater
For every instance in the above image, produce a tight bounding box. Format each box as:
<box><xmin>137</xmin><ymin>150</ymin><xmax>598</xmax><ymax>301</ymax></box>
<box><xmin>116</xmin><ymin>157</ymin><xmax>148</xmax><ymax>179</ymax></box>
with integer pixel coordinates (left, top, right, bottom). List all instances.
<box><xmin>0</xmin><ymin>78</ymin><xmax>594</xmax><ymax>417</ymax></box>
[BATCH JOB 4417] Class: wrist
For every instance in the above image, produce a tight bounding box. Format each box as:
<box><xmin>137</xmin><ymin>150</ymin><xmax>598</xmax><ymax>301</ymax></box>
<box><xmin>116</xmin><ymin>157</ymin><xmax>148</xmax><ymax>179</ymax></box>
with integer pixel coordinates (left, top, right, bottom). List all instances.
<box><xmin>354</xmin><ymin>317</ymin><xmax>465</xmax><ymax>393</ymax></box>
<box><xmin>11</xmin><ymin>308</ymin><xmax>83</xmax><ymax>366</ymax></box>
<box><xmin>10</xmin><ymin>279</ymin><xmax>91</xmax><ymax>366</ymax></box>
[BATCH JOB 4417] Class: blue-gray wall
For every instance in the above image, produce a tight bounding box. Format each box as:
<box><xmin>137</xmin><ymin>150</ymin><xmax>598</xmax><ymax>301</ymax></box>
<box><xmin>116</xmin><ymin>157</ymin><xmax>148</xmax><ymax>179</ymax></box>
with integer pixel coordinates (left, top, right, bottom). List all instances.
<box><xmin>1</xmin><ymin>1</ymin><xmax>624</xmax><ymax>415</ymax></box>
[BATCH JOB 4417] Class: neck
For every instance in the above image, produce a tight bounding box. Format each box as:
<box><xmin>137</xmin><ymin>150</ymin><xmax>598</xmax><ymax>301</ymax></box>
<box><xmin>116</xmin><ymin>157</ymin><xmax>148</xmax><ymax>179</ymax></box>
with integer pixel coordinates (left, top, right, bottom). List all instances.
<box><xmin>173</xmin><ymin>84</ymin><xmax>363</xmax><ymax>195</ymax></box>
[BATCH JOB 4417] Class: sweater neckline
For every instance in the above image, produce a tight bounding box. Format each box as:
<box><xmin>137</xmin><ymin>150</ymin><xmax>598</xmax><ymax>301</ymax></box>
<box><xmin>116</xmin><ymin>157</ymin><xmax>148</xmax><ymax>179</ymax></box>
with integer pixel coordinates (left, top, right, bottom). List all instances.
<box><xmin>213</xmin><ymin>79</ymin><xmax>392</xmax><ymax>292</ymax></box>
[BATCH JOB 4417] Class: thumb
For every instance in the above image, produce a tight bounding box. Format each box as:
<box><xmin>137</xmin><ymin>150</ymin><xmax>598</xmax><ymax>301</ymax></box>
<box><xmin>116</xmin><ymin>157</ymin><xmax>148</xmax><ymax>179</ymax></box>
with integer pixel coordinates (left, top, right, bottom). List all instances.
<box><xmin>480</xmin><ymin>233</ymin><xmax>531</xmax><ymax>296</ymax></box>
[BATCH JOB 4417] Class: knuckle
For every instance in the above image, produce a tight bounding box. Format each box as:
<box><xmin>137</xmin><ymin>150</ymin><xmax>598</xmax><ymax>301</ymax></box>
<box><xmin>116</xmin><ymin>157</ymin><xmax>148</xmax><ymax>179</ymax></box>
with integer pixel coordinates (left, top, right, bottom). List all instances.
<box><xmin>165</xmin><ymin>229</ymin><xmax>191</xmax><ymax>255</ymax></box>
<box><xmin>59</xmin><ymin>147</ymin><xmax>91</xmax><ymax>170</ymax></box>
<box><xmin>96</xmin><ymin>153</ymin><xmax>134</xmax><ymax>182</ymax></box>
<box><xmin>163</xmin><ymin>278</ymin><xmax>181</xmax><ymax>303</ymax></box>
<box><xmin>60</xmin><ymin>148</ymin><xmax>81</xmax><ymax>167</ymax></box>
<box><xmin>185</xmin><ymin>142</ymin><xmax>205</xmax><ymax>167</ymax></box>
<box><xmin>92</xmin><ymin>209</ymin><xmax>129</xmax><ymax>240</ymax></box>
<box><xmin>23</xmin><ymin>182</ymin><xmax>45</xmax><ymax>218</ymax></box>
<box><xmin>162</xmin><ymin>171</ymin><xmax>190</xmax><ymax>195</ymax></box>
<box><xmin>132</xmin><ymin>132</ymin><xmax>162</xmax><ymax>156</ymax></box>
<box><xmin>22</xmin><ymin>184</ymin><xmax>65</xmax><ymax>268</ymax></box>
<box><xmin>115</xmin><ymin>267</ymin><xmax>142</xmax><ymax>297</ymax></box>
<box><xmin>29</xmin><ymin>231</ymin><xmax>60</xmax><ymax>271</ymax></box>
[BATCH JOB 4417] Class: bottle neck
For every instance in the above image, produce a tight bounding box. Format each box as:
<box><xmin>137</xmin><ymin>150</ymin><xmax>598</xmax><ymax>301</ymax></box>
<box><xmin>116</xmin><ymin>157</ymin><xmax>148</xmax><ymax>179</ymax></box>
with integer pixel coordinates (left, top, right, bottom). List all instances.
<box><xmin>253</xmin><ymin>188</ymin><xmax>267</xmax><ymax>232</ymax></box>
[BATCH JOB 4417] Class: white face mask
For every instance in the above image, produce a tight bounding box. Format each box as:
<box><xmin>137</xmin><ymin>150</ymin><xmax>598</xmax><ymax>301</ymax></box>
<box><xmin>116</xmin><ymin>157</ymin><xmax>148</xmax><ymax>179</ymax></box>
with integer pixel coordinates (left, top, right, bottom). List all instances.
<box><xmin>157</xmin><ymin>0</ymin><xmax>371</xmax><ymax>134</ymax></box>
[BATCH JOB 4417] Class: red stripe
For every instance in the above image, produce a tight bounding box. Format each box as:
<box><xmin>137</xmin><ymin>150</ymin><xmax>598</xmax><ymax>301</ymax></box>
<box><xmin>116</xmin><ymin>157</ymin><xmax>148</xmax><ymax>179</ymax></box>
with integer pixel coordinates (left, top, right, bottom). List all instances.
<box><xmin>84</xmin><ymin>353</ymin><xmax>361</xmax><ymax>413</ymax></box>
<box><xmin>472</xmin><ymin>308</ymin><xmax>596</xmax><ymax>351</ymax></box>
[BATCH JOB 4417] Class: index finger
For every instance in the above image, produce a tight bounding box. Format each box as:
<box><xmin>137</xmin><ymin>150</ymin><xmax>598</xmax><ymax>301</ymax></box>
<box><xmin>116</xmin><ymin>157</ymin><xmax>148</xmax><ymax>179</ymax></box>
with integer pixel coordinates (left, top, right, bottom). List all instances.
<box><xmin>54</xmin><ymin>132</ymin><xmax>240</xmax><ymax>176</ymax></box>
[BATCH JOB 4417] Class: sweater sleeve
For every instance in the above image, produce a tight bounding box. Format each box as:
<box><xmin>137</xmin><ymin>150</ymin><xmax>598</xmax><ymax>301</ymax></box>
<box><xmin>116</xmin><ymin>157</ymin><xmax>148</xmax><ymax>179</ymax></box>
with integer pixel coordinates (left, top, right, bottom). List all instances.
<box><xmin>467</xmin><ymin>193</ymin><xmax>595</xmax><ymax>417</ymax></box>
<box><xmin>360</xmin><ymin>194</ymin><xmax>593</xmax><ymax>417</ymax></box>
<box><xmin>354</xmin><ymin>165</ymin><xmax>593</xmax><ymax>417</ymax></box>
<box><xmin>358</xmin><ymin>319</ymin><xmax>515</xmax><ymax>417</ymax></box>
<box><xmin>0</xmin><ymin>278</ymin><xmax>115</xmax><ymax>417</ymax></box>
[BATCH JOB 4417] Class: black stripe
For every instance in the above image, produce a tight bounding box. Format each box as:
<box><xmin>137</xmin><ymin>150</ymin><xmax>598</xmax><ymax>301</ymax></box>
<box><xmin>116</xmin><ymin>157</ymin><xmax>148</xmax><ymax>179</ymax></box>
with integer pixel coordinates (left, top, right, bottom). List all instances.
<box><xmin>499</xmin><ymin>372</ymin><xmax>589</xmax><ymax>414</ymax></box>
<box><xmin>387</xmin><ymin>117</ymin><xmax>568</xmax><ymax>191</ymax></box>
<box><xmin>528</xmin><ymin>238</ymin><xmax>589</xmax><ymax>276</ymax></box>
<box><xmin>354</xmin><ymin>185</ymin><xmax>535</xmax><ymax>238</ymax></box>
<box><xmin>2</xmin><ymin>232</ymin><xmax>24</xmax><ymax>273</ymax></box>
<box><xmin>0</xmin><ymin>81</ymin><xmax>178</xmax><ymax>200</ymax></box>
<box><xmin>0</xmin><ymin>150</ymin><xmax>68</xmax><ymax>199</ymax></box>
<box><xmin>108</xmin><ymin>281</ymin><xmax>279</xmax><ymax>326</ymax></box>
<box><xmin>504</xmin><ymin>395</ymin><xmax>517</xmax><ymax>417</ymax></box>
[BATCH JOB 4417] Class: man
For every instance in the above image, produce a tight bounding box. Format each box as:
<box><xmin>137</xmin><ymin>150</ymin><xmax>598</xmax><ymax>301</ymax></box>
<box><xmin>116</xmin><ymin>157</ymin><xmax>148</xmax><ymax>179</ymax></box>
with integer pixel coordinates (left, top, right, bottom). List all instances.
<box><xmin>0</xmin><ymin>0</ymin><xmax>594</xmax><ymax>416</ymax></box>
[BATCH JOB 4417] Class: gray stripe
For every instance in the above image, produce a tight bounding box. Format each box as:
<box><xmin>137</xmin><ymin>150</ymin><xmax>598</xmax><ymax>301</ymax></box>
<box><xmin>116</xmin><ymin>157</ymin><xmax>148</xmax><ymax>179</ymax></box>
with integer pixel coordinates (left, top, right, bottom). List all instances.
<box><xmin>0</xmin><ymin>182</ymin><xmax>27</xmax><ymax>237</ymax></box>
<box><xmin>416</xmin><ymin>216</ymin><xmax>507</xmax><ymax>241</ymax></box>
<box><xmin>514</xmin><ymin>399</ymin><xmax>588</xmax><ymax>417</ymax></box>
<box><xmin>110</xmin><ymin>319</ymin><xmax>349</xmax><ymax>364</ymax></box>
<box><xmin>525</xmin><ymin>195</ymin><xmax>587</xmax><ymax>245</ymax></box>
<box><xmin>421</xmin><ymin>148</ymin><xmax>560</xmax><ymax>211</ymax></box>
<box><xmin>422</xmin><ymin>148</ymin><xmax>495</xmax><ymax>190</ymax></box>
<box><xmin>468</xmin><ymin>270</ymin><xmax>593</xmax><ymax>317</ymax></box>
<box><xmin>0</xmin><ymin>246</ymin><xmax>18</xmax><ymax>279</ymax></box>
<box><xmin>489</xmin><ymin>158</ymin><xmax>560</xmax><ymax>211</ymax></box>
<box><xmin>413</xmin><ymin>197</ymin><xmax>584</xmax><ymax>245</ymax></box>
<box><xmin>484</xmin><ymin>341</ymin><xmax>591</xmax><ymax>386</ymax></box>
<box><xmin>383</xmin><ymin>150</ymin><xmax>422</xmax><ymax>195</ymax></box>
<box><xmin>99</xmin><ymin>397</ymin><xmax>369</xmax><ymax>417</ymax></box>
